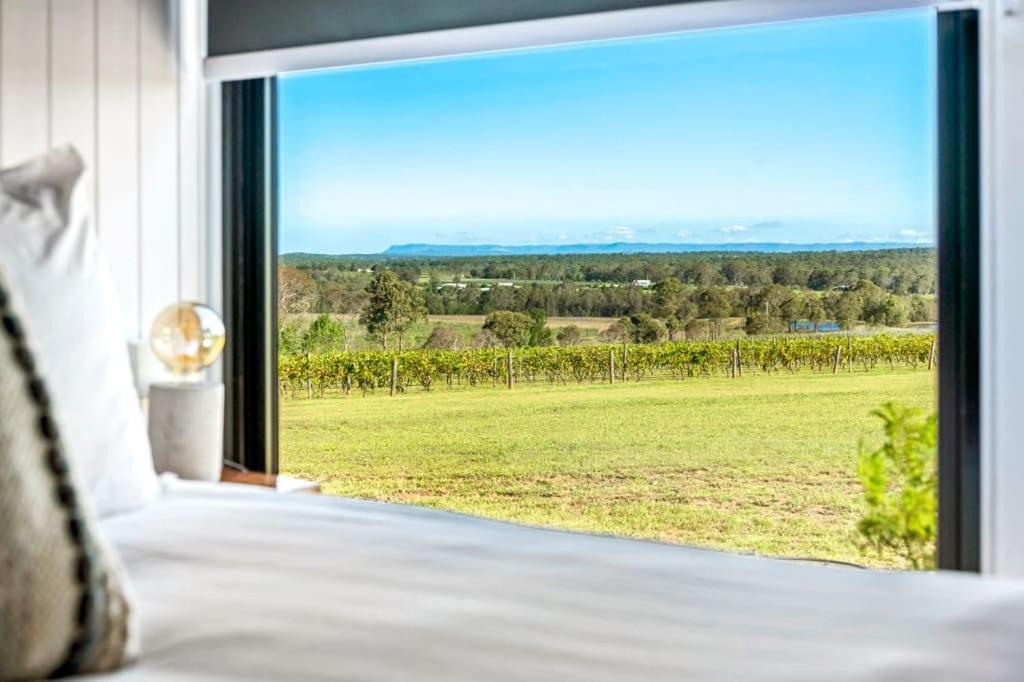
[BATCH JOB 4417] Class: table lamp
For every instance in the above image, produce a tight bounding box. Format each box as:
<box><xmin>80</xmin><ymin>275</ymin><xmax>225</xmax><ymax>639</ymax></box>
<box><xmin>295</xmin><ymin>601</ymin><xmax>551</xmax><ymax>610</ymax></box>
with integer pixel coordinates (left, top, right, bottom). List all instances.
<box><xmin>147</xmin><ymin>302</ymin><xmax>226</xmax><ymax>481</ymax></box>
<box><xmin>150</xmin><ymin>302</ymin><xmax>226</xmax><ymax>377</ymax></box>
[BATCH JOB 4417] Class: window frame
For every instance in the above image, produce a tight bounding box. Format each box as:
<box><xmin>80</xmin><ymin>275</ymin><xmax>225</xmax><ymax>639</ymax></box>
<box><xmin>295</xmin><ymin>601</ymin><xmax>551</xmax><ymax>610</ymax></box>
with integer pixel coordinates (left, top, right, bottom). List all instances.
<box><xmin>222</xmin><ymin>78</ymin><xmax>279</xmax><ymax>475</ymax></box>
<box><xmin>936</xmin><ymin>9</ymin><xmax>980</xmax><ymax>572</ymax></box>
<box><xmin>220</xmin><ymin>3</ymin><xmax>981</xmax><ymax>571</ymax></box>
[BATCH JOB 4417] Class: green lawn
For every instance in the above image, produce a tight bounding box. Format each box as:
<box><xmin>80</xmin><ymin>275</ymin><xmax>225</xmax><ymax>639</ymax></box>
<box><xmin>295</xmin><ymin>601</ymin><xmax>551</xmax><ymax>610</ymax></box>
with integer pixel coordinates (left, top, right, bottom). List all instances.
<box><xmin>279</xmin><ymin>370</ymin><xmax>935</xmax><ymax>568</ymax></box>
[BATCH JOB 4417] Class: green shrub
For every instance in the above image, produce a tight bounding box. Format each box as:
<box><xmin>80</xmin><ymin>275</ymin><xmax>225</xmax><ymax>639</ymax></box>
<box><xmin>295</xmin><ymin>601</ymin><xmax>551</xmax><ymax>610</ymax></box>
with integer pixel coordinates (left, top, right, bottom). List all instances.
<box><xmin>744</xmin><ymin>312</ymin><xmax>783</xmax><ymax>336</ymax></box>
<box><xmin>628</xmin><ymin>313</ymin><xmax>667</xmax><ymax>343</ymax></box>
<box><xmin>422</xmin><ymin>325</ymin><xmax>459</xmax><ymax>350</ymax></box>
<box><xmin>483</xmin><ymin>311</ymin><xmax>533</xmax><ymax>347</ymax></box>
<box><xmin>857</xmin><ymin>402</ymin><xmax>937</xmax><ymax>569</ymax></box>
<box><xmin>528</xmin><ymin>310</ymin><xmax>554</xmax><ymax>347</ymax></box>
<box><xmin>557</xmin><ymin>324</ymin><xmax>583</xmax><ymax>346</ymax></box>
<box><xmin>278</xmin><ymin>319</ymin><xmax>305</xmax><ymax>356</ymax></box>
<box><xmin>303</xmin><ymin>314</ymin><xmax>347</xmax><ymax>354</ymax></box>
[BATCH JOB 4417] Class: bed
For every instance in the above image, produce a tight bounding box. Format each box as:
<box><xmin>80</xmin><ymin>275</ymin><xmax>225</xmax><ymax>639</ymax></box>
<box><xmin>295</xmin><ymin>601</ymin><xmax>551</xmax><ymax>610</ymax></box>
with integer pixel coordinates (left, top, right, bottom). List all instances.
<box><xmin>94</xmin><ymin>478</ymin><xmax>1024</xmax><ymax>681</ymax></box>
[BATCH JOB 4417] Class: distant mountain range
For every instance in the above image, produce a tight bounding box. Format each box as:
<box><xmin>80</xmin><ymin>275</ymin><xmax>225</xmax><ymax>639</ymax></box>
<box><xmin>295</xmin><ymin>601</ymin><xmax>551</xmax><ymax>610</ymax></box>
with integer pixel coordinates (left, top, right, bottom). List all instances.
<box><xmin>279</xmin><ymin>242</ymin><xmax>934</xmax><ymax>262</ymax></box>
<box><xmin>375</xmin><ymin>241</ymin><xmax>931</xmax><ymax>257</ymax></box>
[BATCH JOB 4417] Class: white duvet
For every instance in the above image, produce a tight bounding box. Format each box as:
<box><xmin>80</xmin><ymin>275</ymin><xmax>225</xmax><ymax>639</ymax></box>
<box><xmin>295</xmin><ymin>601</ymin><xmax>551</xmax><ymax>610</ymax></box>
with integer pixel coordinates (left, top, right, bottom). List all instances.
<box><xmin>96</xmin><ymin>479</ymin><xmax>1024</xmax><ymax>681</ymax></box>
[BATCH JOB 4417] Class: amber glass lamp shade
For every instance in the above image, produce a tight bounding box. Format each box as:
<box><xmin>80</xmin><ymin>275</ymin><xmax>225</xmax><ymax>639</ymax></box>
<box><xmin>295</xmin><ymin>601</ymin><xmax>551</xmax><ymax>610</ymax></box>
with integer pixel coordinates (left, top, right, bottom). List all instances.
<box><xmin>149</xmin><ymin>302</ymin><xmax>226</xmax><ymax>377</ymax></box>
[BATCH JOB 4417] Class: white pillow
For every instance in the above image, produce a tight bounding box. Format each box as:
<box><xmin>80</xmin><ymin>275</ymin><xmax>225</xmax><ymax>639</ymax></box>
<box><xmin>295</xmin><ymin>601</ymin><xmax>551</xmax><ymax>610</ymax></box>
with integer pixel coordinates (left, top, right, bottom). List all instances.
<box><xmin>0</xmin><ymin>146</ymin><xmax>158</xmax><ymax>516</ymax></box>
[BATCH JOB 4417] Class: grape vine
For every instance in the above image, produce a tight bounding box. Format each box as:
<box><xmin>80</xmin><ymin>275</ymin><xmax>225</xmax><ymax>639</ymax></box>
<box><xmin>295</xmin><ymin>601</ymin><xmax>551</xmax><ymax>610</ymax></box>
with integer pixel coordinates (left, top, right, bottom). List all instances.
<box><xmin>279</xmin><ymin>334</ymin><xmax>936</xmax><ymax>398</ymax></box>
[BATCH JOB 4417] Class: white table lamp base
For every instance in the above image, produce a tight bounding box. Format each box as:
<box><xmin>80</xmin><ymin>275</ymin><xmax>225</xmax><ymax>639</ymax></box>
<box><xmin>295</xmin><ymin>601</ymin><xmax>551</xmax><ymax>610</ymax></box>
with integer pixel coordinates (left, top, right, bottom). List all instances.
<box><xmin>148</xmin><ymin>382</ymin><xmax>224</xmax><ymax>481</ymax></box>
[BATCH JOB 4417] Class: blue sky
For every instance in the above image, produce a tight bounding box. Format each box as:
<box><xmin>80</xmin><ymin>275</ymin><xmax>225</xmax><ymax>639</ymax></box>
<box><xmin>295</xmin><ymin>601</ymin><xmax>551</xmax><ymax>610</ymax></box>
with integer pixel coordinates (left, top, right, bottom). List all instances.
<box><xmin>278</xmin><ymin>8</ymin><xmax>936</xmax><ymax>255</ymax></box>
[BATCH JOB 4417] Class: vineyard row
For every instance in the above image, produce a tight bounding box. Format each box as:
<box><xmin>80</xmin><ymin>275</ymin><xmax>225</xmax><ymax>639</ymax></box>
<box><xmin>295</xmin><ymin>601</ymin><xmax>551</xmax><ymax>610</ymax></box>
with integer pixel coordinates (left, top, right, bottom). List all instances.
<box><xmin>279</xmin><ymin>334</ymin><xmax>937</xmax><ymax>398</ymax></box>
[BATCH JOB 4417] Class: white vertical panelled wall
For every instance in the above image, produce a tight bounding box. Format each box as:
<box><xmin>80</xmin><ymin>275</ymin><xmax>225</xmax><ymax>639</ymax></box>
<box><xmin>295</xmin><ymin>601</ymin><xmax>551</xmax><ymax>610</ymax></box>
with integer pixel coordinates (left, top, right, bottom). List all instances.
<box><xmin>0</xmin><ymin>0</ymin><xmax>206</xmax><ymax>341</ymax></box>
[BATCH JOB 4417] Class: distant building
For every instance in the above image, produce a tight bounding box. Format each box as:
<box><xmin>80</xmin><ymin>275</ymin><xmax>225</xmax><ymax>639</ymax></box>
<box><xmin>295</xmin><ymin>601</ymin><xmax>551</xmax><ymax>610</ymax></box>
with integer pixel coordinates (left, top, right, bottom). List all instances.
<box><xmin>496</xmin><ymin>282</ymin><xmax>515</xmax><ymax>288</ymax></box>
<box><xmin>632</xmin><ymin>279</ymin><xmax>653</xmax><ymax>288</ymax></box>
<box><xmin>438</xmin><ymin>282</ymin><xmax>467</xmax><ymax>290</ymax></box>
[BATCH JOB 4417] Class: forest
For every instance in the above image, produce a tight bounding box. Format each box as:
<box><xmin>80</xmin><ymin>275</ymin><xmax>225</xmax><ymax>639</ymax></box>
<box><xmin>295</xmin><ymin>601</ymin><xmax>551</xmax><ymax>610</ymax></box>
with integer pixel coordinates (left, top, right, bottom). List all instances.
<box><xmin>278</xmin><ymin>248</ymin><xmax>937</xmax><ymax>350</ymax></box>
<box><xmin>279</xmin><ymin>248</ymin><xmax>936</xmax><ymax>291</ymax></box>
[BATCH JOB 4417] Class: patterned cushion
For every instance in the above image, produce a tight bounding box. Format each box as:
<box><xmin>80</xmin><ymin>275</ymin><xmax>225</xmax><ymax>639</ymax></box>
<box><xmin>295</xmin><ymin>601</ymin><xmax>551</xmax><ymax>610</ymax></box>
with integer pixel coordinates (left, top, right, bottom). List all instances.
<box><xmin>0</xmin><ymin>272</ymin><xmax>137</xmax><ymax>679</ymax></box>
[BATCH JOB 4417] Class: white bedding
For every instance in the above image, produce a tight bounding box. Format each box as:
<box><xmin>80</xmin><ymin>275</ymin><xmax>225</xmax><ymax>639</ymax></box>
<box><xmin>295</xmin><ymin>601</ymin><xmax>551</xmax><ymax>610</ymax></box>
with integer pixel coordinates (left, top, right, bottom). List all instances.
<box><xmin>96</xmin><ymin>479</ymin><xmax>1024</xmax><ymax>681</ymax></box>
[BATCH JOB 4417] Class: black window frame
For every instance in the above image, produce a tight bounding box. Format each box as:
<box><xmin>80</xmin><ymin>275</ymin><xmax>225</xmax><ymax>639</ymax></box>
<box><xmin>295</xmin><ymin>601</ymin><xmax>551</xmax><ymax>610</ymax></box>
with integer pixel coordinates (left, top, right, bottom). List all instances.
<box><xmin>936</xmin><ymin>9</ymin><xmax>980</xmax><ymax>572</ymax></box>
<box><xmin>222</xmin><ymin>77</ymin><xmax>278</xmax><ymax>475</ymax></box>
<box><xmin>221</xmin><ymin>9</ymin><xmax>981</xmax><ymax>571</ymax></box>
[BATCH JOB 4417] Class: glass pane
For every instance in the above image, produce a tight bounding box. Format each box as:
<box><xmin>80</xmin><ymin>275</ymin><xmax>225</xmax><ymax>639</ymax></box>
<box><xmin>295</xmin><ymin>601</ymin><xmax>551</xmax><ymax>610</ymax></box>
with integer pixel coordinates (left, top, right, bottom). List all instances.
<box><xmin>277</xmin><ymin>8</ymin><xmax>938</xmax><ymax>568</ymax></box>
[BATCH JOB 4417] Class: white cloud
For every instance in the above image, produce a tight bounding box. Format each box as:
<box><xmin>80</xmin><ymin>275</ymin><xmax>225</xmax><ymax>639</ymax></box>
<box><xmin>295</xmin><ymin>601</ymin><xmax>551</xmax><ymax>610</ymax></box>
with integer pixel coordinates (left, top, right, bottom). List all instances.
<box><xmin>899</xmin><ymin>229</ymin><xmax>930</xmax><ymax>240</ymax></box>
<box><xmin>604</xmin><ymin>225</ymin><xmax>636</xmax><ymax>241</ymax></box>
<box><xmin>719</xmin><ymin>224</ymin><xmax>752</xmax><ymax>234</ymax></box>
<box><xmin>676</xmin><ymin>230</ymin><xmax>692</xmax><ymax>239</ymax></box>
<box><xmin>837</xmin><ymin>233</ymin><xmax>889</xmax><ymax>244</ymax></box>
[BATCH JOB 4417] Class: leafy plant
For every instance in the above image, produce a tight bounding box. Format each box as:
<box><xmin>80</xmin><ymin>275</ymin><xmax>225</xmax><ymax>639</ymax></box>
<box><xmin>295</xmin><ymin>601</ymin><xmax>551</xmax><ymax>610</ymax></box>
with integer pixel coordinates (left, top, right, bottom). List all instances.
<box><xmin>358</xmin><ymin>270</ymin><xmax>427</xmax><ymax>350</ymax></box>
<box><xmin>422</xmin><ymin>325</ymin><xmax>459</xmax><ymax>350</ymax></box>
<box><xmin>857</xmin><ymin>402</ymin><xmax>937</xmax><ymax>569</ymax></box>
<box><xmin>527</xmin><ymin>310</ymin><xmax>554</xmax><ymax>347</ymax></box>
<box><xmin>743</xmin><ymin>312</ymin><xmax>781</xmax><ymax>336</ymax></box>
<box><xmin>303</xmin><ymin>314</ymin><xmax>347</xmax><ymax>354</ymax></box>
<box><xmin>278</xmin><ymin>319</ymin><xmax>305</xmax><ymax>356</ymax></box>
<box><xmin>627</xmin><ymin>314</ymin><xmax>667</xmax><ymax>344</ymax></box>
<box><xmin>482</xmin><ymin>311</ymin><xmax>534</xmax><ymax>347</ymax></box>
<box><xmin>600</xmin><ymin>318</ymin><xmax>634</xmax><ymax>343</ymax></box>
<box><xmin>556</xmin><ymin>324</ymin><xmax>583</xmax><ymax>346</ymax></box>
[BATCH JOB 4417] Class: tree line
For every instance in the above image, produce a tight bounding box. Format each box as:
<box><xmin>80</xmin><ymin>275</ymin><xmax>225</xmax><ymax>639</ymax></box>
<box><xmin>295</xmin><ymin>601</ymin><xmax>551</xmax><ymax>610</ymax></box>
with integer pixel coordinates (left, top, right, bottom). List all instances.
<box><xmin>280</xmin><ymin>265</ymin><xmax>935</xmax><ymax>353</ymax></box>
<box><xmin>427</xmin><ymin>277</ymin><xmax>931</xmax><ymax>336</ymax></box>
<box><xmin>281</xmin><ymin>247</ymin><xmax>936</xmax><ymax>293</ymax></box>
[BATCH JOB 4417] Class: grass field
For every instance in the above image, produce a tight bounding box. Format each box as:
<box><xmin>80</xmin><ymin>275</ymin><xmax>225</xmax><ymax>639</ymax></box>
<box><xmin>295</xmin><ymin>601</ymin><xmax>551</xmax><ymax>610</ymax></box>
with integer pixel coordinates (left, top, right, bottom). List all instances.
<box><xmin>279</xmin><ymin>369</ymin><xmax>935</xmax><ymax>568</ymax></box>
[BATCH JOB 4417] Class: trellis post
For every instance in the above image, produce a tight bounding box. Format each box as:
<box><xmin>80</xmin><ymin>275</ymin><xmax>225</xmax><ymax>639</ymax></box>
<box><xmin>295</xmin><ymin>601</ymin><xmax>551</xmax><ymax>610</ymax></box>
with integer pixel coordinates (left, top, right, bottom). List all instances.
<box><xmin>622</xmin><ymin>341</ymin><xmax>628</xmax><ymax>381</ymax></box>
<box><xmin>305</xmin><ymin>352</ymin><xmax>312</xmax><ymax>399</ymax></box>
<box><xmin>390</xmin><ymin>356</ymin><xmax>398</xmax><ymax>396</ymax></box>
<box><xmin>507</xmin><ymin>349</ymin><xmax>514</xmax><ymax>390</ymax></box>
